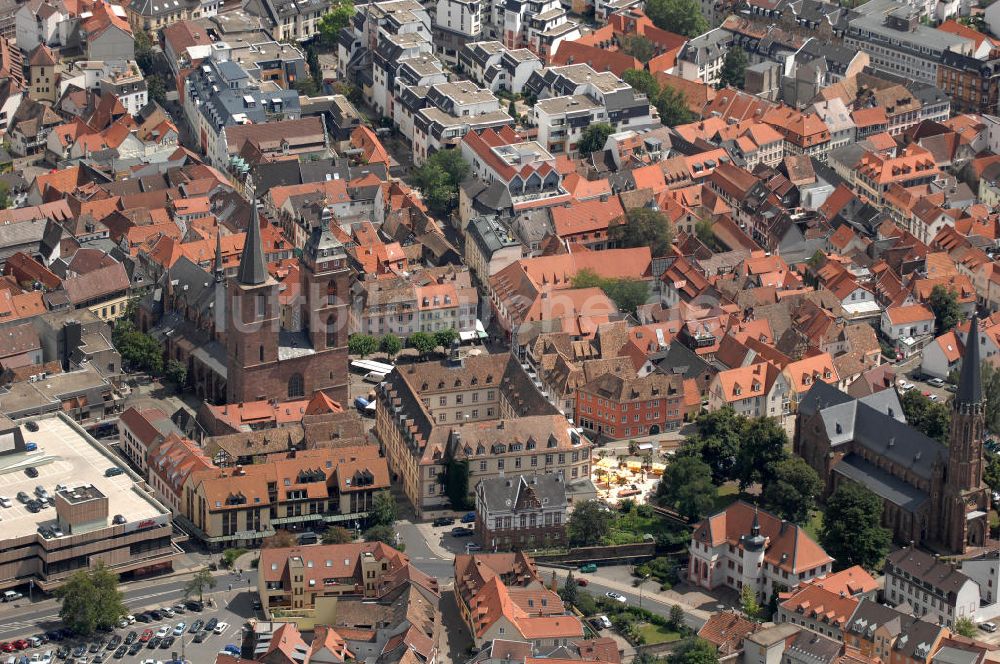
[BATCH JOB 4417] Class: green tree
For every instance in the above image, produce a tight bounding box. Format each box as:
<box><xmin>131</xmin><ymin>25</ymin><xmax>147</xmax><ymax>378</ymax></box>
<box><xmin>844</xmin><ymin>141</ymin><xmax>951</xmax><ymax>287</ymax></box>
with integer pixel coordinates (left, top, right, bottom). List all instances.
<box><xmin>900</xmin><ymin>390</ymin><xmax>951</xmax><ymax>443</ymax></box>
<box><xmin>322</xmin><ymin>526</ymin><xmax>354</xmax><ymax>544</ymax></box>
<box><xmin>0</xmin><ymin>183</ymin><xmax>12</xmax><ymax>209</ymax></box>
<box><xmin>371</xmin><ymin>489</ymin><xmax>397</xmax><ymax>527</ymax></box>
<box><xmin>317</xmin><ymin>0</ymin><xmax>355</xmax><ymax>47</ymax></box>
<box><xmin>623</xmin><ymin>35</ymin><xmax>656</xmax><ymax>63</ymax></box>
<box><xmin>669</xmin><ymin>604</ymin><xmax>686</xmax><ymax>630</ymax></box>
<box><xmin>348</xmin><ymin>333</ymin><xmax>378</xmax><ymax>357</ymax></box>
<box><xmin>679</xmin><ymin>408</ymin><xmax>742</xmax><ymax>484</ymax></box>
<box><xmin>568</xmin><ymin>499</ymin><xmax>614</xmax><ymax>547</ymax></box>
<box><xmin>363</xmin><ymin>524</ymin><xmax>402</xmax><ymax>549</ymax></box>
<box><xmin>623</xmin><ymin>69</ymin><xmax>660</xmax><ymax>98</ymax></box>
<box><xmin>761</xmin><ymin>457</ymin><xmax>822</xmax><ymax>524</ymax></box>
<box><xmin>646</xmin><ymin>0</ymin><xmax>709</xmax><ymax>37</ymax></box>
<box><xmin>263</xmin><ymin>529</ymin><xmax>297</xmax><ymax>548</ymax></box>
<box><xmin>656</xmin><ymin>85</ymin><xmax>695</xmax><ymax>126</ymax></box>
<box><xmin>442</xmin><ymin>458</ymin><xmax>472</xmax><ymax>509</ymax></box>
<box><xmin>820</xmin><ymin>482</ymin><xmax>891</xmax><ymax>571</ymax></box>
<box><xmin>165</xmin><ymin>360</ymin><xmax>187</xmax><ymax>386</ymax></box>
<box><xmin>508</xmin><ymin>100</ymin><xmax>517</xmax><ymax>119</ymax></box>
<box><xmin>578</xmin><ymin>123</ymin><xmax>614</xmax><ymax>156</ymax></box>
<box><xmin>412</xmin><ymin>150</ymin><xmax>470</xmax><ymax>216</ymax></box>
<box><xmin>985</xmin><ymin>453</ymin><xmax>1000</xmax><ymax>492</ymax></box>
<box><xmin>147</xmin><ymin>75</ymin><xmax>167</xmax><ymax>106</ymax></box>
<box><xmin>667</xmin><ymin>637</ymin><xmax>719</xmax><ymax>664</ymax></box>
<box><xmin>294</xmin><ymin>78</ymin><xmax>320</xmax><ymax>96</ymax></box>
<box><xmin>434</xmin><ymin>328</ymin><xmax>459</xmax><ymax>350</ymax></box>
<box><xmin>379</xmin><ymin>333</ymin><xmax>402</xmax><ymax>358</ymax></box>
<box><xmin>409</xmin><ymin>331</ymin><xmax>437</xmax><ymax>357</ymax></box>
<box><xmin>740</xmin><ymin>584</ymin><xmax>760</xmax><ymax>621</ymax></box>
<box><xmin>135</xmin><ymin>29</ymin><xmax>156</xmax><ymax>74</ymax></box>
<box><xmin>220</xmin><ymin>548</ymin><xmax>247</xmax><ymax>568</ymax></box>
<box><xmin>657</xmin><ymin>456</ymin><xmax>716</xmax><ymax>520</ymax></box>
<box><xmin>929</xmin><ymin>285</ymin><xmax>962</xmax><ymax>335</ymax></box>
<box><xmin>983</xmin><ymin>361</ymin><xmax>1000</xmax><ymax>433</ymax></box>
<box><xmin>955</xmin><ymin>616</ymin><xmax>977</xmax><ymax>637</ymax></box>
<box><xmin>695</xmin><ymin>217</ymin><xmax>722</xmax><ymax>251</ymax></box>
<box><xmin>719</xmin><ymin>46</ymin><xmax>748</xmax><ymax>89</ymax></box>
<box><xmin>306</xmin><ymin>43</ymin><xmax>323</xmax><ymax>90</ymax></box>
<box><xmin>571</xmin><ymin>269</ymin><xmax>650</xmax><ymax>315</ymax></box>
<box><xmin>609</xmin><ymin>207</ymin><xmax>674</xmax><ymax>256</ymax></box>
<box><xmin>734</xmin><ymin>417</ymin><xmax>788</xmax><ymax>491</ymax></box>
<box><xmin>113</xmin><ymin>320</ymin><xmax>164</xmax><ymax>375</ymax></box>
<box><xmin>55</xmin><ymin>563</ymin><xmax>127</xmax><ymax>637</ymax></box>
<box><xmin>183</xmin><ymin>568</ymin><xmax>217</xmax><ymax>603</ymax></box>
<box><xmin>561</xmin><ymin>571</ymin><xmax>580</xmax><ymax>607</ymax></box>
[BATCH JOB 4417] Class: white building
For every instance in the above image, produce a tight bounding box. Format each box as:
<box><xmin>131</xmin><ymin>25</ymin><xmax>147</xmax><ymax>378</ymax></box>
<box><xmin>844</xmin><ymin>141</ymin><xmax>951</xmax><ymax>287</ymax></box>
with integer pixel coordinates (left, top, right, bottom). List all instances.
<box><xmin>885</xmin><ymin>545</ymin><xmax>980</xmax><ymax>627</ymax></box>
<box><xmin>880</xmin><ymin>304</ymin><xmax>934</xmax><ymax>342</ymax></box>
<box><xmin>688</xmin><ymin>501</ymin><xmax>834</xmax><ymax>605</ymax></box>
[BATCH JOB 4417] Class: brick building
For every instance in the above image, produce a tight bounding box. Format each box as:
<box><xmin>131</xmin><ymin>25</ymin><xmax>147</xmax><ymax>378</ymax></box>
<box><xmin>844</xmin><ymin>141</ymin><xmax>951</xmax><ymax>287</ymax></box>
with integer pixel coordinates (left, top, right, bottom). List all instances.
<box><xmin>574</xmin><ymin>370</ymin><xmax>686</xmax><ymax>440</ymax></box>
<box><xmin>475</xmin><ymin>474</ymin><xmax>567</xmax><ymax>551</ymax></box>
<box><xmin>225</xmin><ymin>204</ymin><xmax>350</xmax><ymax>404</ymax></box>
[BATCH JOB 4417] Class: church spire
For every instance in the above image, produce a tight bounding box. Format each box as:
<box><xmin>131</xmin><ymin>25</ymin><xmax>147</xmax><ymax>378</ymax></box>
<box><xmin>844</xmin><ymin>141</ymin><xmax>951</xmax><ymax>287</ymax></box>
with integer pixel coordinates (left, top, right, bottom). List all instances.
<box><xmin>237</xmin><ymin>203</ymin><xmax>268</xmax><ymax>286</ymax></box>
<box><xmin>213</xmin><ymin>226</ymin><xmax>224</xmax><ymax>283</ymax></box>
<box><xmin>957</xmin><ymin>316</ymin><xmax>983</xmax><ymax>407</ymax></box>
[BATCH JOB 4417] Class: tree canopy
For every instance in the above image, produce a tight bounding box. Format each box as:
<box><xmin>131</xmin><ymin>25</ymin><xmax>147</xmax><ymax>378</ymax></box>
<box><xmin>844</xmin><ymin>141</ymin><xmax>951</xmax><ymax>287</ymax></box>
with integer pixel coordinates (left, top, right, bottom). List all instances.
<box><xmin>719</xmin><ymin>47</ymin><xmax>748</xmax><ymax>89</ymax></box>
<box><xmin>317</xmin><ymin>0</ymin><xmax>355</xmax><ymax>47</ymax></box>
<box><xmin>379</xmin><ymin>333</ymin><xmax>402</xmax><ymax>358</ymax></box>
<box><xmin>645</xmin><ymin>0</ymin><xmax>709</xmax><ymax>37</ymax></box>
<box><xmin>578</xmin><ymin>123</ymin><xmax>614</xmax><ymax>156</ymax></box>
<box><xmin>983</xmin><ymin>361</ymin><xmax>1000</xmax><ymax>433</ymax></box>
<box><xmin>411</xmin><ymin>150</ymin><xmax>470</xmax><ymax>217</ymax></box>
<box><xmin>571</xmin><ymin>268</ymin><xmax>650</xmax><ymax>315</ymax></box>
<box><xmin>622</xmin><ymin>35</ymin><xmax>656</xmax><ymax>63</ymax></box>
<box><xmin>56</xmin><ymin>563</ymin><xmax>127</xmax><ymax>636</ymax></box>
<box><xmin>371</xmin><ymin>489</ymin><xmax>397</xmax><ymax>527</ymax></box>
<box><xmin>434</xmin><ymin>328</ymin><xmax>459</xmax><ymax>349</ymax></box>
<box><xmin>621</xmin><ymin>69</ymin><xmax>694</xmax><ymax>126</ymax></box>
<box><xmin>929</xmin><ymin>285</ymin><xmax>961</xmax><ymax>335</ymax></box>
<box><xmin>900</xmin><ymin>390</ymin><xmax>951</xmax><ymax>443</ymax></box>
<box><xmin>322</xmin><ymin>526</ymin><xmax>355</xmax><ymax>544</ymax></box>
<box><xmin>657</xmin><ymin>456</ymin><xmax>716</xmax><ymax>520</ymax></box>
<box><xmin>609</xmin><ymin>207</ymin><xmax>674</xmax><ymax>257</ymax></box>
<box><xmin>678</xmin><ymin>408</ymin><xmax>743</xmax><ymax>484</ymax></box>
<box><xmin>113</xmin><ymin>316</ymin><xmax>163</xmax><ymax>375</ymax></box>
<box><xmin>667</xmin><ymin>637</ymin><xmax>719</xmax><ymax>664</ymax></box>
<box><xmin>734</xmin><ymin>416</ymin><xmax>788</xmax><ymax>492</ymax></box>
<box><xmin>183</xmin><ymin>568</ymin><xmax>216</xmax><ymax>603</ymax></box>
<box><xmin>349</xmin><ymin>333</ymin><xmax>378</xmax><ymax>357</ymax></box>
<box><xmin>409</xmin><ymin>331</ymin><xmax>437</xmax><ymax>356</ymax></box>
<box><xmin>363</xmin><ymin>524</ymin><xmax>401</xmax><ymax>549</ymax></box>
<box><xmin>263</xmin><ymin>529</ymin><xmax>297</xmax><ymax>548</ymax></box>
<box><xmin>761</xmin><ymin>456</ymin><xmax>822</xmax><ymax>524</ymax></box>
<box><xmin>820</xmin><ymin>482</ymin><xmax>891</xmax><ymax>570</ymax></box>
<box><xmin>443</xmin><ymin>458</ymin><xmax>472</xmax><ymax>509</ymax></box>
<box><xmin>567</xmin><ymin>499</ymin><xmax>614</xmax><ymax>547</ymax></box>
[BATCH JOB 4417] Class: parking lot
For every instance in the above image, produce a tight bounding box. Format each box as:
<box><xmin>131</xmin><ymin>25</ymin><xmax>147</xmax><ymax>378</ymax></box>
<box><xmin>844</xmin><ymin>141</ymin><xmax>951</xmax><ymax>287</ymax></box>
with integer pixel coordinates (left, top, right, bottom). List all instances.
<box><xmin>0</xmin><ymin>581</ymin><xmax>257</xmax><ymax>664</ymax></box>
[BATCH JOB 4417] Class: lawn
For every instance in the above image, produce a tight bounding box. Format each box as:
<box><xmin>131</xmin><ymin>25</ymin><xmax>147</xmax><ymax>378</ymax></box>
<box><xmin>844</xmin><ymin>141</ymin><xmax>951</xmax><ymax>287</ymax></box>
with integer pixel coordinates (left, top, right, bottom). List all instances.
<box><xmin>607</xmin><ymin>506</ymin><xmax>688</xmax><ymax>545</ymax></box>
<box><xmin>712</xmin><ymin>484</ymin><xmax>739</xmax><ymax>512</ymax></box>
<box><xmin>637</xmin><ymin>623</ymin><xmax>681</xmax><ymax>645</ymax></box>
<box><xmin>803</xmin><ymin>509</ymin><xmax>824</xmax><ymax>541</ymax></box>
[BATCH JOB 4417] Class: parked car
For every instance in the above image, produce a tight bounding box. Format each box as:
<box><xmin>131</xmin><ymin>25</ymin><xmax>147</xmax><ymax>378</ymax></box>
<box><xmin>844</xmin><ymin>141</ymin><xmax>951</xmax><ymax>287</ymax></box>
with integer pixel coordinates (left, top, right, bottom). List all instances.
<box><xmin>24</xmin><ymin>443</ymin><xmax>37</xmax><ymax>452</ymax></box>
<box><xmin>576</xmin><ymin>578</ymin><xmax>589</xmax><ymax>586</ymax></box>
<box><xmin>431</xmin><ymin>517</ymin><xmax>454</xmax><ymax>527</ymax></box>
<box><xmin>138</xmin><ymin>630</ymin><xmax>153</xmax><ymax>643</ymax></box>
<box><xmin>2</xmin><ymin>591</ymin><xmax>22</xmax><ymax>602</ymax></box>
<box><xmin>605</xmin><ymin>592</ymin><xmax>627</xmax><ymax>604</ymax></box>
<box><xmin>25</xmin><ymin>422</ymin><xmax>38</xmax><ymax>432</ymax></box>
<box><xmin>450</xmin><ymin>527</ymin><xmax>474</xmax><ymax>537</ymax></box>
<box><xmin>188</xmin><ymin>620</ymin><xmax>204</xmax><ymax>634</ymax></box>
<box><xmin>579</xmin><ymin>564</ymin><xmax>598</xmax><ymax>573</ymax></box>
<box><xmin>24</xmin><ymin>468</ymin><xmax>37</xmax><ymax>478</ymax></box>
<box><xmin>113</xmin><ymin>645</ymin><xmax>127</xmax><ymax>659</ymax></box>
<box><xmin>154</xmin><ymin>627</ymin><xmax>169</xmax><ymax>639</ymax></box>
<box><xmin>460</xmin><ymin>512</ymin><xmax>476</xmax><ymax>523</ymax></box>
<box><xmin>172</xmin><ymin>623</ymin><xmax>186</xmax><ymax>637</ymax></box>
<box><xmin>927</xmin><ymin>377</ymin><xmax>945</xmax><ymax>387</ymax></box>
<box><xmin>981</xmin><ymin>622</ymin><xmax>998</xmax><ymax>633</ymax></box>
<box><xmin>590</xmin><ymin>615</ymin><xmax>612</xmax><ymax>630</ymax></box>
<box><xmin>204</xmin><ymin>619</ymin><xmax>219</xmax><ymax>632</ymax></box>
<box><xmin>193</xmin><ymin>632</ymin><xmax>208</xmax><ymax>644</ymax></box>
<box><xmin>0</xmin><ymin>497</ymin><xmax>11</xmax><ymax>509</ymax></box>
<box><xmin>104</xmin><ymin>467</ymin><xmax>124</xmax><ymax>477</ymax></box>
<box><xmin>213</xmin><ymin>622</ymin><xmax>229</xmax><ymax>635</ymax></box>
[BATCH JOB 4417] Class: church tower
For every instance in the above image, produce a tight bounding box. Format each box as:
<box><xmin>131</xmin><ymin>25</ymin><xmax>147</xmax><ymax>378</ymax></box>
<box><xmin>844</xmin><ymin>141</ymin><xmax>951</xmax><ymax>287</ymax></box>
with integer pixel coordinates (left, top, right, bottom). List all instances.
<box><xmin>938</xmin><ymin>315</ymin><xmax>990</xmax><ymax>552</ymax></box>
<box><xmin>225</xmin><ymin>204</ymin><xmax>279</xmax><ymax>404</ymax></box>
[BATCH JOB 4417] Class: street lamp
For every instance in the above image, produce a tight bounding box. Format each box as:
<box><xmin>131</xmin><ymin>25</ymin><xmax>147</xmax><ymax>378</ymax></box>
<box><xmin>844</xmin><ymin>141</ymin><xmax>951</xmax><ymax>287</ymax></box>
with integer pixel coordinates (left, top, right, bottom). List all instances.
<box><xmin>637</xmin><ymin>573</ymin><xmax>650</xmax><ymax>609</ymax></box>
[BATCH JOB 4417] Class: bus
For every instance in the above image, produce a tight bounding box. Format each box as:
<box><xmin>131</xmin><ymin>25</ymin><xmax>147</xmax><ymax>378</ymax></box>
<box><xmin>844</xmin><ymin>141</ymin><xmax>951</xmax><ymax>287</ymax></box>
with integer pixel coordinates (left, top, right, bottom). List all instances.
<box><xmin>350</xmin><ymin>359</ymin><xmax>394</xmax><ymax>376</ymax></box>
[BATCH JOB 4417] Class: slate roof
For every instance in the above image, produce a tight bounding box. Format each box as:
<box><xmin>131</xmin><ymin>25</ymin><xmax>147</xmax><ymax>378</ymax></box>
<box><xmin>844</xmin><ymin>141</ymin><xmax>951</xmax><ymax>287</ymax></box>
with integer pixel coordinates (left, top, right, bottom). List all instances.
<box><xmin>478</xmin><ymin>474</ymin><xmax>567</xmax><ymax>513</ymax></box>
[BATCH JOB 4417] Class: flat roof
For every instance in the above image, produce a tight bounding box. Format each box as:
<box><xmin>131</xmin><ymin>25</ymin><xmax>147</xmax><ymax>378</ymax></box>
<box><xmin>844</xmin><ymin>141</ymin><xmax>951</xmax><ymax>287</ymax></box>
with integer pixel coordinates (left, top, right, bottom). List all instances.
<box><xmin>0</xmin><ymin>416</ymin><xmax>167</xmax><ymax>539</ymax></box>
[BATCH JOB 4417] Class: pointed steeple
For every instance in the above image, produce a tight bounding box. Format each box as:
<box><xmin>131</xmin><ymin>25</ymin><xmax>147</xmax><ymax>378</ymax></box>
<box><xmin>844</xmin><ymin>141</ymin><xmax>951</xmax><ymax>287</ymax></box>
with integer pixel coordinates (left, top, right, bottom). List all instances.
<box><xmin>237</xmin><ymin>203</ymin><xmax>268</xmax><ymax>286</ymax></box>
<box><xmin>213</xmin><ymin>227</ymin><xmax>224</xmax><ymax>283</ymax></box>
<box><xmin>957</xmin><ymin>315</ymin><xmax>983</xmax><ymax>406</ymax></box>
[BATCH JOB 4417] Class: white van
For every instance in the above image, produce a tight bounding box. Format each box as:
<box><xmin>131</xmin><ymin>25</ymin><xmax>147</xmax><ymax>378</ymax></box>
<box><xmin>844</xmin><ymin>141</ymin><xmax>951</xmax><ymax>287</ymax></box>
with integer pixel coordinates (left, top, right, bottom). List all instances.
<box><xmin>2</xmin><ymin>590</ymin><xmax>22</xmax><ymax>602</ymax></box>
<box><xmin>363</xmin><ymin>371</ymin><xmax>387</xmax><ymax>383</ymax></box>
